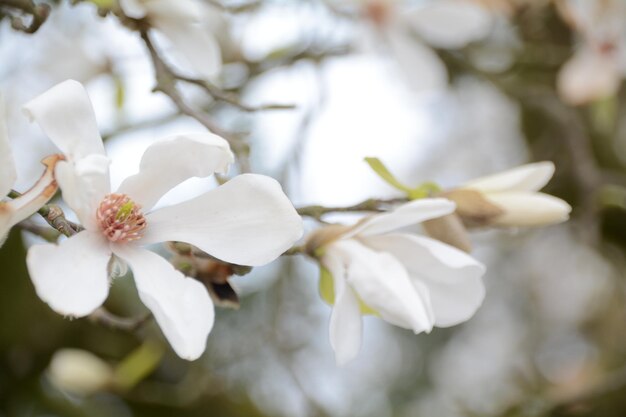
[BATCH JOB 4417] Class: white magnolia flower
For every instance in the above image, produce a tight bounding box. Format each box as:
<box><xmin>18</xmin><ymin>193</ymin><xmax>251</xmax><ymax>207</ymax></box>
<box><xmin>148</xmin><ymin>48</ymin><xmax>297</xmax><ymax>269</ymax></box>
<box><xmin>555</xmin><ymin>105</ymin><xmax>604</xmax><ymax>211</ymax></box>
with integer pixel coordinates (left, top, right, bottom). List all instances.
<box><xmin>556</xmin><ymin>0</ymin><xmax>626</xmax><ymax>105</ymax></box>
<box><xmin>341</xmin><ymin>0</ymin><xmax>494</xmax><ymax>91</ymax></box>
<box><xmin>457</xmin><ymin>161</ymin><xmax>571</xmax><ymax>227</ymax></box>
<box><xmin>24</xmin><ymin>80</ymin><xmax>303</xmax><ymax>360</ymax></box>
<box><xmin>0</xmin><ymin>99</ymin><xmax>60</xmax><ymax>246</ymax></box>
<box><xmin>306</xmin><ymin>199</ymin><xmax>486</xmax><ymax>365</ymax></box>
<box><xmin>119</xmin><ymin>0</ymin><xmax>223</xmax><ymax>80</ymax></box>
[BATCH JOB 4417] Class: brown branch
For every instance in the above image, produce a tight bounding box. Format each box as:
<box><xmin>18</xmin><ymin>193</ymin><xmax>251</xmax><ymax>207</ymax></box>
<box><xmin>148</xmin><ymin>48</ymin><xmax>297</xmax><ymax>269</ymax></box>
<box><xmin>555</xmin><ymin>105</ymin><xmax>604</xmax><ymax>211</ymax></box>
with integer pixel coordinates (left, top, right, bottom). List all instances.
<box><xmin>89</xmin><ymin>307</ymin><xmax>152</xmax><ymax>332</ymax></box>
<box><xmin>0</xmin><ymin>0</ymin><xmax>50</xmax><ymax>33</ymax></box>
<box><xmin>296</xmin><ymin>197</ymin><xmax>408</xmax><ymax>221</ymax></box>
<box><xmin>9</xmin><ymin>190</ymin><xmax>83</xmax><ymax>237</ymax></box>
<box><xmin>138</xmin><ymin>29</ymin><xmax>251</xmax><ymax>171</ymax></box>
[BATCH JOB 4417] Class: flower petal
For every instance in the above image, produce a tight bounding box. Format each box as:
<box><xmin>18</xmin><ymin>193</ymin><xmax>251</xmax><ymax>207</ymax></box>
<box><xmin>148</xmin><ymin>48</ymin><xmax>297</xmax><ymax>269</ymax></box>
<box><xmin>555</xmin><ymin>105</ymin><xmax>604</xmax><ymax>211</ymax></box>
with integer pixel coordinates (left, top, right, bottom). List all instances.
<box><xmin>323</xmin><ymin>249</ymin><xmax>362</xmax><ymax>365</ymax></box>
<box><xmin>346</xmin><ymin>198</ymin><xmax>455</xmax><ymax>238</ymax></box>
<box><xmin>462</xmin><ymin>162</ymin><xmax>556</xmax><ymax>193</ymax></box>
<box><xmin>385</xmin><ymin>28</ymin><xmax>448</xmax><ymax>92</ymax></box>
<box><xmin>142</xmin><ymin>174</ymin><xmax>303</xmax><ymax>266</ymax></box>
<box><xmin>0</xmin><ymin>97</ymin><xmax>16</xmax><ymax>198</ymax></box>
<box><xmin>26</xmin><ymin>231</ymin><xmax>111</xmax><ymax>317</ymax></box>
<box><xmin>332</xmin><ymin>239</ymin><xmax>434</xmax><ymax>333</ymax></box>
<box><xmin>405</xmin><ymin>0</ymin><xmax>492</xmax><ymax>49</ymax></box>
<box><xmin>557</xmin><ymin>47</ymin><xmax>621</xmax><ymax>106</ymax></box>
<box><xmin>361</xmin><ymin>233</ymin><xmax>485</xmax><ymax>327</ymax></box>
<box><xmin>22</xmin><ymin>80</ymin><xmax>105</xmax><ymax>161</ymax></box>
<box><xmin>486</xmin><ymin>191</ymin><xmax>572</xmax><ymax>227</ymax></box>
<box><xmin>117</xmin><ymin>133</ymin><xmax>234</xmax><ymax>211</ymax></box>
<box><xmin>113</xmin><ymin>245</ymin><xmax>214</xmax><ymax>361</ymax></box>
<box><xmin>119</xmin><ymin>0</ymin><xmax>148</xmax><ymax>18</ymax></box>
<box><xmin>0</xmin><ymin>155</ymin><xmax>60</xmax><ymax>241</ymax></box>
<box><xmin>148</xmin><ymin>0</ymin><xmax>222</xmax><ymax>80</ymax></box>
<box><xmin>55</xmin><ymin>155</ymin><xmax>111</xmax><ymax>231</ymax></box>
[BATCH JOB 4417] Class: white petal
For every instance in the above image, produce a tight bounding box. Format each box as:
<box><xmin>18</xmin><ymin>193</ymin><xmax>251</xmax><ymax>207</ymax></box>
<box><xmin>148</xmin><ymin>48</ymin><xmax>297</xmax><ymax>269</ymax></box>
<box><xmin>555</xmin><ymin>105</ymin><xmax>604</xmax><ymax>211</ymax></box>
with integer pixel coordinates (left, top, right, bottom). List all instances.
<box><xmin>117</xmin><ymin>133</ymin><xmax>234</xmax><ymax>211</ymax></box>
<box><xmin>119</xmin><ymin>0</ymin><xmax>148</xmax><ymax>18</ymax></box>
<box><xmin>347</xmin><ymin>198</ymin><xmax>455</xmax><ymax>238</ymax></box>
<box><xmin>142</xmin><ymin>174</ymin><xmax>303</xmax><ymax>266</ymax></box>
<box><xmin>323</xmin><ymin>249</ymin><xmax>362</xmax><ymax>366</ymax></box>
<box><xmin>486</xmin><ymin>191</ymin><xmax>572</xmax><ymax>227</ymax></box>
<box><xmin>385</xmin><ymin>27</ymin><xmax>448</xmax><ymax>92</ymax></box>
<box><xmin>557</xmin><ymin>47</ymin><xmax>621</xmax><ymax>105</ymax></box>
<box><xmin>0</xmin><ymin>97</ymin><xmax>16</xmax><ymax>197</ymax></box>
<box><xmin>332</xmin><ymin>239</ymin><xmax>434</xmax><ymax>333</ymax></box>
<box><xmin>361</xmin><ymin>233</ymin><xmax>485</xmax><ymax>327</ymax></box>
<box><xmin>405</xmin><ymin>0</ymin><xmax>493</xmax><ymax>49</ymax></box>
<box><xmin>113</xmin><ymin>245</ymin><xmax>214</xmax><ymax>361</ymax></box>
<box><xmin>22</xmin><ymin>80</ymin><xmax>105</xmax><ymax>161</ymax></box>
<box><xmin>55</xmin><ymin>155</ymin><xmax>111</xmax><ymax>231</ymax></box>
<box><xmin>142</xmin><ymin>0</ymin><xmax>203</xmax><ymax>21</ymax></box>
<box><xmin>0</xmin><ymin>155</ymin><xmax>60</xmax><ymax>240</ymax></box>
<box><xmin>150</xmin><ymin>2</ymin><xmax>222</xmax><ymax>81</ymax></box>
<box><xmin>27</xmin><ymin>231</ymin><xmax>111</xmax><ymax>317</ymax></box>
<box><xmin>462</xmin><ymin>162</ymin><xmax>556</xmax><ymax>193</ymax></box>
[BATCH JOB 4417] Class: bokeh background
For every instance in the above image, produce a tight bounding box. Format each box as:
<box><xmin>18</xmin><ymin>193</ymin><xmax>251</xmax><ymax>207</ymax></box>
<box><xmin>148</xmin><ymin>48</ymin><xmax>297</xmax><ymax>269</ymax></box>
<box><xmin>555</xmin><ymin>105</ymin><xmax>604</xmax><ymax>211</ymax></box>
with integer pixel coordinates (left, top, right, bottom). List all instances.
<box><xmin>2</xmin><ymin>0</ymin><xmax>626</xmax><ymax>416</ymax></box>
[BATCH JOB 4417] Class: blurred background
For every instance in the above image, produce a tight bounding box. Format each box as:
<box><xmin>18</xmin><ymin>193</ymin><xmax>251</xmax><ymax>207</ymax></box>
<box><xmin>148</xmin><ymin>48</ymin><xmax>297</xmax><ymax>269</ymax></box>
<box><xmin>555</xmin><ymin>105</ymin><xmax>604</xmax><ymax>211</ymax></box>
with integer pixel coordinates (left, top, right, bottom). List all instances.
<box><xmin>2</xmin><ymin>0</ymin><xmax>626</xmax><ymax>416</ymax></box>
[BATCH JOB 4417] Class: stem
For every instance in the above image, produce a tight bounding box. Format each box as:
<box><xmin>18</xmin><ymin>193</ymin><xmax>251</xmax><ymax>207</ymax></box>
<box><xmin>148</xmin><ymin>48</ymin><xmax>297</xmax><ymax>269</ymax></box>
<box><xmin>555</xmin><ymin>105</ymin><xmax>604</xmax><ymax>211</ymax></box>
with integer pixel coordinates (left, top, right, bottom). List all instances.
<box><xmin>296</xmin><ymin>197</ymin><xmax>408</xmax><ymax>221</ymax></box>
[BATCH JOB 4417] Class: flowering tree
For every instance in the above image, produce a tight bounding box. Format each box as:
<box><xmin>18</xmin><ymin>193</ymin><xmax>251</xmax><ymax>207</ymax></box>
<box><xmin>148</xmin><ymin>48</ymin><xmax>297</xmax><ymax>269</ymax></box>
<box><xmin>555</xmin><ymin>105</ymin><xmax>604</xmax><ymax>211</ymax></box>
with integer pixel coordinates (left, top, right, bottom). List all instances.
<box><xmin>0</xmin><ymin>1</ymin><xmax>625</xmax><ymax>417</ymax></box>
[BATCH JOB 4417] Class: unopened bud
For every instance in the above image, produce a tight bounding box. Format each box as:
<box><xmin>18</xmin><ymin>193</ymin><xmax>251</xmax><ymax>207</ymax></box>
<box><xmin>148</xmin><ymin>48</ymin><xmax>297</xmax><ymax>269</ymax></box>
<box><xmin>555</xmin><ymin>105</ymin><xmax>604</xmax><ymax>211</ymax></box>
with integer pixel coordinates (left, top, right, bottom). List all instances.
<box><xmin>47</xmin><ymin>349</ymin><xmax>113</xmax><ymax>396</ymax></box>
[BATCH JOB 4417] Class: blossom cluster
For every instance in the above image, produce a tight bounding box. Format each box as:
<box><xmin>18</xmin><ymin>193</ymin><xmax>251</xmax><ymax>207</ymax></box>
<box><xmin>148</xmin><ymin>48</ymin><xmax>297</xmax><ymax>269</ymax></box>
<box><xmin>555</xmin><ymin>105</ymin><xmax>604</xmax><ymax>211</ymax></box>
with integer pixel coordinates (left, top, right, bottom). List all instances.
<box><xmin>0</xmin><ymin>79</ymin><xmax>570</xmax><ymax>366</ymax></box>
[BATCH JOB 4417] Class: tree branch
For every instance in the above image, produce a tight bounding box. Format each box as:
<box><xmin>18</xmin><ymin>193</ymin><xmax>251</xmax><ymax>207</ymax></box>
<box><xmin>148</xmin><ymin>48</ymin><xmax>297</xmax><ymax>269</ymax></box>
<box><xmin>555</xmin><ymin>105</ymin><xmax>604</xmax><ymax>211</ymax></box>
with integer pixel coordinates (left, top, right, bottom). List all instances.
<box><xmin>296</xmin><ymin>197</ymin><xmax>408</xmax><ymax>221</ymax></box>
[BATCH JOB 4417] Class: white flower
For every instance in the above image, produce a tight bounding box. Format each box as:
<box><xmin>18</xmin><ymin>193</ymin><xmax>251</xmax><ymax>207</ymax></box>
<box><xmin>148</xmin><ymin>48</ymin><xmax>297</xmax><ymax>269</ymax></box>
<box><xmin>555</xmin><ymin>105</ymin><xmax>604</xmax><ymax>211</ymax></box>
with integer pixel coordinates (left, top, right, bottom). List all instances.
<box><xmin>340</xmin><ymin>0</ymin><xmax>494</xmax><ymax>92</ymax></box>
<box><xmin>556</xmin><ymin>0</ymin><xmax>626</xmax><ymax>105</ymax></box>
<box><xmin>0</xmin><ymin>99</ymin><xmax>60</xmax><ymax>245</ymax></box>
<box><xmin>24</xmin><ymin>80</ymin><xmax>303</xmax><ymax>360</ymax></box>
<box><xmin>119</xmin><ymin>0</ymin><xmax>223</xmax><ymax>81</ymax></box>
<box><xmin>457</xmin><ymin>161</ymin><xmax>571</xmax><ymax>227</ymax></box>
<box><xmin>306</xmin><ymin>199</ymin><xmax>486</xmax><ymax>365</ymax></box>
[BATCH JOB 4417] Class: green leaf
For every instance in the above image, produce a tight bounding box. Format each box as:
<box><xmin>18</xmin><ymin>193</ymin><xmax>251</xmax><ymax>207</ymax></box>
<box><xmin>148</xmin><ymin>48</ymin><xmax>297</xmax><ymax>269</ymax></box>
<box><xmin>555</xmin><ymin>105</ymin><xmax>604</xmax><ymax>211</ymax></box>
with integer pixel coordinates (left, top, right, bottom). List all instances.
<box><xmin>319</xmin><ymin>266</ymin><xmax>335</xmax><ymax>305</ymax></box>
<box><xmin>318</xmin><ymin>265</ymin><xmax>377</xmax><ymax>315</ymax></box>
<box><xmin>364</xmin><ymin>157</ymin><xmax>413</xmax><ymax>194</ymax></box>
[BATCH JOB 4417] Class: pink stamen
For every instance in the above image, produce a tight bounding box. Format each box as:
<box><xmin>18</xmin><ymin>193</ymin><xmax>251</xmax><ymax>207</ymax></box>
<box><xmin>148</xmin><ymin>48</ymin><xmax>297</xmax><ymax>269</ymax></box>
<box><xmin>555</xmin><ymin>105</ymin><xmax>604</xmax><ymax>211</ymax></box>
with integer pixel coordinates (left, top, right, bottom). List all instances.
<box><xmin>96</xmin><ymin>193</ymin><xmax>146</xmax><ymax>243</ymax></box>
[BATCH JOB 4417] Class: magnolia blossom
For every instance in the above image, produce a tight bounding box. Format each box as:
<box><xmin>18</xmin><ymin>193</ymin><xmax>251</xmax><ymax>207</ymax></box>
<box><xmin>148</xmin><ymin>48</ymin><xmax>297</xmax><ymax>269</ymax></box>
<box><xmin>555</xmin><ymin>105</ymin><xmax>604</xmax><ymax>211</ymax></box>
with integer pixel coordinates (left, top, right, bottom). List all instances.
<box><xmin>24</xmin><ymin>80</ymin><xmax>303</xmax><ymax>360</ymax></box>
<box><xmin>556</xmin><ymin>0</ymin><xmax>626</xmax><ymax>105</ymax></box>
<box><xmin>0</xmin><ymin>100</ymin><xmax>60</xmax><ymax>245</ymax></box>
<box><xmin>344</xmin><ymin>0</ymin><xmax>494</xmax><ymax>91</ymax></box>
<box><xmin>306</xmin><ymin>199</ymin><xmax>485</xmax><ymax>365</ymax></box>
<box><xmin>449</xmin><ymin>161</ymin><xmax>571</xmax><ymax>227</ymax></box>
<box><xmin>120</xmin><ymin>0</ymin><xmax>223</xmax><ymax>80</ymax></box>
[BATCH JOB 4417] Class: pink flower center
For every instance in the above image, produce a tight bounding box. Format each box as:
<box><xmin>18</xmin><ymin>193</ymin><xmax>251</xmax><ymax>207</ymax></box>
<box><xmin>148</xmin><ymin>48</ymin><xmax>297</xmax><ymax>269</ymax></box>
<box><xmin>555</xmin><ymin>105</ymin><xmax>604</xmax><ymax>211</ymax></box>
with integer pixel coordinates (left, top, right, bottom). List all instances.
<box><xmin>96</xmin><ymin>193</ymin><xmax>146</xmax><ymax>243</ymax></box>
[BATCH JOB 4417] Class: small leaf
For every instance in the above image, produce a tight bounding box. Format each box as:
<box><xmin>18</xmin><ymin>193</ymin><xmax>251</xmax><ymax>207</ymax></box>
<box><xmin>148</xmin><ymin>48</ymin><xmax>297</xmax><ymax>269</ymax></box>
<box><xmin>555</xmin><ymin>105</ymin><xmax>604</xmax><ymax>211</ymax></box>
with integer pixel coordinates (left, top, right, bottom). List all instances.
<box><xmin>364</xmin><ymin>157</ymin><xmax>413</xmax><ymax>194</ymax></box>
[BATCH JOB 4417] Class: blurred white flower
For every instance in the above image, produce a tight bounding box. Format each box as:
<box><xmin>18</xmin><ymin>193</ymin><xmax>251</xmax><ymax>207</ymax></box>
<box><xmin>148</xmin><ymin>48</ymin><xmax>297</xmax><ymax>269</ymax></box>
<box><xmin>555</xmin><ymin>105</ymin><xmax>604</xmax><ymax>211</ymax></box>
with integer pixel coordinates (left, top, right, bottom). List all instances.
<box><xmin>47</xmin><ymin>349</ymin><xmax>113</xmax><ymax>396</ymax></box>
<box><xmin>556</xmin><ymin>0</ymin><xmax>626</xmax><ymax>105</ymax></box>
<box><xmin>24</xmin><ymin>80</ymin><xmax>303</xmax><ymax>360</ymax></box>
<box><xmin>0</xmin><ymin>100</ymin><xmax>60</xmax><ymax>246</ymax></box>
<box><xmin>454</xmin><ymin>161</ymin><xmax>571</xmax><ymax>227</ymax></box>
<box><xmin>344</xmin><ymin>0</ymin><xmax>494</xmax><ymax>91</ymax></box>
<box><xmin>119</xmin><ymin>0</ymin><xmax>223</xmax><ymax>80</ymax></box>
<box><xmin>306</xmin><ymin>199</ymin><xmax>485</xmax><ymax>365</ymax></box>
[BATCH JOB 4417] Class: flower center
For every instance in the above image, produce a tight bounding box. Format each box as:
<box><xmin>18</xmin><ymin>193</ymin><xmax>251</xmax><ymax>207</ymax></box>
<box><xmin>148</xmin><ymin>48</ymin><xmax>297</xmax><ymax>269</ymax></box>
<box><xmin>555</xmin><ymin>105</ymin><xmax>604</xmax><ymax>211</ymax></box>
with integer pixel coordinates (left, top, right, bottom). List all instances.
<box><xmin>96</xmin><ymin>193</ymin><xmax>146</xmax><ymax>243</ymax></box>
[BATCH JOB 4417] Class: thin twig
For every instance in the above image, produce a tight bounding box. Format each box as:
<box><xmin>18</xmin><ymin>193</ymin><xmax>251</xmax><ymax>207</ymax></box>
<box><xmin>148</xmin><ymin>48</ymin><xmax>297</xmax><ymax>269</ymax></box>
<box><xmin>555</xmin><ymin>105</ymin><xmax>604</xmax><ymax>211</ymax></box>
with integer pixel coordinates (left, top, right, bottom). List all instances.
<box><xmin>9</xmin><ymin>190</ymin><xmax>83</xmax><ymax>237</ymax></box>
<box><xmin>296</xmin><ymin>197</ymin><xmax>408</xmax><ymax>221</ymax></box>
<box><xmin>89</xmin><ymin>308</ymin><xmax>152</xmax><ymax>332</ymax></box>
<box><xmin>175</xmin><ymin>74</ymin><xmax>296</xmax><ymax>113</ymax></box>
<box><xmin>138</xmin><ymin>29</ymin><xmax>251</xmax><ymax>172</ymax></box>
<box><xmin>0</xmin><ymin>0</ymin><xmax>50</xmax><ymax>33</ymax></box>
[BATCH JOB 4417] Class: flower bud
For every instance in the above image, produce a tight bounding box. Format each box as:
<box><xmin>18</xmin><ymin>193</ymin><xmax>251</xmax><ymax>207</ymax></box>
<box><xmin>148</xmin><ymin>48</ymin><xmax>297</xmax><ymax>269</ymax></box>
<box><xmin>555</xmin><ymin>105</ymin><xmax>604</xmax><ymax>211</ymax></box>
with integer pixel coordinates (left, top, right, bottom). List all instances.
<box><xmin>47</xmin><ymin>349</ymin><xmax>113</xmax><ymax>396</ymax></box>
